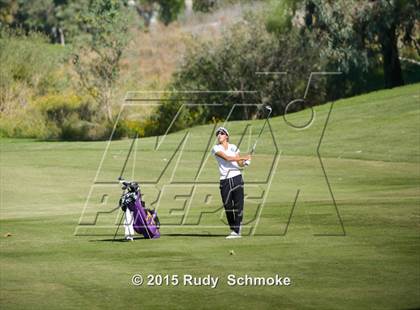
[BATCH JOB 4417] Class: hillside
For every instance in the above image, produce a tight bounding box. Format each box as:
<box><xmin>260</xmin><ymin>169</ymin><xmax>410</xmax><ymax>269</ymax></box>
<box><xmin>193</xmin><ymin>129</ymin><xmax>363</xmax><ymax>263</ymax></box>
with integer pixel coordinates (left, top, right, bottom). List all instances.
<box><xmin>0</xmin><ymin>84</ymin><xmax>419</xmax><ymax>309</ymax></box>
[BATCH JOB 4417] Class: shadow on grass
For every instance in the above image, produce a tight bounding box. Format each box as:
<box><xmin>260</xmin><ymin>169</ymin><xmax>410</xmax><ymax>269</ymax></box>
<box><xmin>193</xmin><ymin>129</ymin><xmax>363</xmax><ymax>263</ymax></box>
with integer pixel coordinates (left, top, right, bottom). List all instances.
<box><xmin>89</xmin><ymin>237</ymin><xmax>147</xmax><ymax>242</ymax></box>
<box><xmin>163</xmin><ymin>233</ymin><xmax>226</xmax><ymax>237</ymax></box>
<box><xmin>89</xmin><ymin>233</ymin><xmax>227</xmax><ymax>242</ymax></box>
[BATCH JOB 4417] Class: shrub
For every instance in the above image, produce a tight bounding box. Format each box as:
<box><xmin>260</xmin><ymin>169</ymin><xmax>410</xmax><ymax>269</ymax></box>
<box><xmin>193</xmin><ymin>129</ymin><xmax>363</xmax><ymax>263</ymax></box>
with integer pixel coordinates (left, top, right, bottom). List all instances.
<box><xmin>149</xmin><ymin>13</ymin><xmax>324</xmax><ymax>135</ymax></box>
<box><xmin>0</xmin><ymin>28</ymin><xmax>77</xmax><ymax>139</ymax></box>
<box><xmin>34</xmin><ymin>93</ymin><xmax>102</xmax><ymax>140</ymax></box>
<box><xmin>0</xmin><ymin>28</ymin><xmax>70</xmax><ymax>97</ymax></box>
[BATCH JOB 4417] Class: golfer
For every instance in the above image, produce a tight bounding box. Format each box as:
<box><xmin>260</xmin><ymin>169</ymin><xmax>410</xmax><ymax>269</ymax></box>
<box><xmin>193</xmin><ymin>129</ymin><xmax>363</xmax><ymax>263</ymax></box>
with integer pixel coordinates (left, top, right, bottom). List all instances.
<box><xmin>211</xmin><ymin>127</ymin><xmax>251</xmax><ymax>239</ymax></box>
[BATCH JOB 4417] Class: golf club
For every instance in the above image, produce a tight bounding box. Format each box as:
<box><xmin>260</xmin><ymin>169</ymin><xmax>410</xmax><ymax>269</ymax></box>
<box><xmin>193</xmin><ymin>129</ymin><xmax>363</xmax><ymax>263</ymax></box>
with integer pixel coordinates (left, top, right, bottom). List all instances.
<box><xmin>244</xmin><ymin>105</ymin><xmax>272</xmax><ymax>166</ymax></box>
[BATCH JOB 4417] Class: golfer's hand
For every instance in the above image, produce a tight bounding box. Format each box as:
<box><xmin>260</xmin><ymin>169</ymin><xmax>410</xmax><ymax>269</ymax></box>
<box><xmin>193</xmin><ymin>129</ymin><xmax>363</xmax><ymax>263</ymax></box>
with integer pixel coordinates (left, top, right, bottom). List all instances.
<box><xmin>243</xmin><ymin>154</ymin><xmax>251</xmax><ymax>166</ymax></box>
<box><xmin>243</xmin><ymin>154</ymin><xmax>251</xmax><ymax>161</ymax></box>
<box><xmin>238</xmin><ymin>155</ymin><xmax>251</xmax><ymax>167</ymax></box>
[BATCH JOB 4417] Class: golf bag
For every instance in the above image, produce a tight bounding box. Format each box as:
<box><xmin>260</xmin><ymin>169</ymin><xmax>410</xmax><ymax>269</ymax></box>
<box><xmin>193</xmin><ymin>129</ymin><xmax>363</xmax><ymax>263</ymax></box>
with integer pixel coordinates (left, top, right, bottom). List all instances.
<box><xmin>119</xmin><ymin>181</ymin><xmax>160</xmax><ymax>239</ymax></box>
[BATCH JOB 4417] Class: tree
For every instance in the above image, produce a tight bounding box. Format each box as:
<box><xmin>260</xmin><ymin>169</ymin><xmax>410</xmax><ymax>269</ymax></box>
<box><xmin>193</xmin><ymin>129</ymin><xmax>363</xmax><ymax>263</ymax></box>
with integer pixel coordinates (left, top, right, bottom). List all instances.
<box><xmin>311</xmin><ymin>0</ymin><xmax>418</xmax><ymax>88</ymax></box>
<box><xmin>267</xmin><ymin>0</ymin><xmax>420</xmax><ymax>89</ymax></box>
<box><xmin>0</xmin><ymin>0</ymin><xmax>18</xmax><ymax>25</ymax></box>
<box><xmin>193</xmin><ymin>0</ymin><xmax>218</xmax><ymax>12</ymax></box>
<box><xmin>0</xmin><ymin>0</ymin><xmax>89</xmax><ymax>45</ymax></box>
<box><xmin>73</xmin><ymin>0</ymin><xmax>130</xmax><ymax>123</ymax></box>
<box><xmin>130</xmin><ymin>0</ymin><xmax>184</xmax><ymax>27</ymax></box>
<box><xmin>149</xmin><ymin>15</ymin><xmax>324</xmax><ymax>135</ymax></box>
<box><xmin>359</xmin><ymin>0</ymin><xmax>419</xmax><ymax>88</ymax></box>
<box><xmin>157</xmin><ymin>0</ymin><xmax>184</xmax><ymax>25</ymax></box>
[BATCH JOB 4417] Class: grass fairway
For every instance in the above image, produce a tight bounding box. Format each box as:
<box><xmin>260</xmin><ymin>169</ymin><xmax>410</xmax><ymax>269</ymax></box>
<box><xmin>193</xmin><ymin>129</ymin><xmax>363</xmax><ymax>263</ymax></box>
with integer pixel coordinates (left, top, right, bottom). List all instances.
<box><xmin>1</xmin><ymin>84</ymin><xmax>419</xmax><ymax>309</ymax></box>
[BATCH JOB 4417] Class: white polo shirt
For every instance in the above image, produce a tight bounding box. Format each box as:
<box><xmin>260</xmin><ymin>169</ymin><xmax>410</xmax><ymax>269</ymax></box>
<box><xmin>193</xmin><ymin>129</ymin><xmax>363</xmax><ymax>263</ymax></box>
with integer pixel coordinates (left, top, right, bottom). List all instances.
<box><xmin>211</xmin><ymin>143</ymin><xmax>242</xmax><ymax>180</ymax></box>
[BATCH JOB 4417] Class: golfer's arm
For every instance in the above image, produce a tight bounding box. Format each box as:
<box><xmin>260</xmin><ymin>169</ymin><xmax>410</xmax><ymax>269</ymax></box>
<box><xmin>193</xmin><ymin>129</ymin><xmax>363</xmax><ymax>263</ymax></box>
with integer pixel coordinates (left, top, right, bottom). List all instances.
<box><xmin>215</xmin><ymin>151</ymin><xmax>239</xmax><ymax>162</ymax></box>
<box><xmin>215</xmin><ymin>151</ymin><xmax>248</xmax><ymax>164</ymax></box>
<box><xmin>236</xmin><ymin>152</ymin><xmax>247</xmax><ymax>167</ymax></box>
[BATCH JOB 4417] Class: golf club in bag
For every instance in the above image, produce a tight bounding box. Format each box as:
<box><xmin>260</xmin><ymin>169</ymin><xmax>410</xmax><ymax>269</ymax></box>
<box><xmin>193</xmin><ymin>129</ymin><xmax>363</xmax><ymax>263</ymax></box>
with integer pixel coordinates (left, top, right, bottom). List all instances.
<box><xmin>115</xmin><ymin>179</ymin><xmax>160</xmax><ymax>240</ymax></box>
<box><xmin>244</xmin><ymin>105</ymin><xmax>272</xmax><ymax>166</ymax></box>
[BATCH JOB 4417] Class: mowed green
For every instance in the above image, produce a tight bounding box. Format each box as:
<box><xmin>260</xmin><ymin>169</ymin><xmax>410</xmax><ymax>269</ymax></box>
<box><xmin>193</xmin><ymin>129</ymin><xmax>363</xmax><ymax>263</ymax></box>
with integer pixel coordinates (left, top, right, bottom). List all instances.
<box><xmin>1</xmin><ymin>84</ymin><xmax>419</xmax><ymax>309</ymax></box>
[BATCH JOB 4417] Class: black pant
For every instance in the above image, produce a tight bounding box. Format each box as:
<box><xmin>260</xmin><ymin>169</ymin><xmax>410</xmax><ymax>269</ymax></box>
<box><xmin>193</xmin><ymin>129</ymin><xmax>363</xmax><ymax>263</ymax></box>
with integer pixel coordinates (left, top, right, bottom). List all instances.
<box><xmin>220</xmin><ymin>174</ymin><xmax>244</xmax><ymax>234</ymax></box>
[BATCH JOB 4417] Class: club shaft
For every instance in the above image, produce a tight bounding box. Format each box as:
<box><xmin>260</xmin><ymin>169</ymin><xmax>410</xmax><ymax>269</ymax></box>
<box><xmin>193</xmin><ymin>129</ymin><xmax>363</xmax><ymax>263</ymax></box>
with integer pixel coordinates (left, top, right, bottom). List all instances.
<box><xmin>250</xmin><ymin>109</ymin><xmax>272</xmax><ymax>155</ymax></box>
<box><xmin>113</xmin><ymin>209</ymin><xmax>125</xmax><ymax>242</ymax></box>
